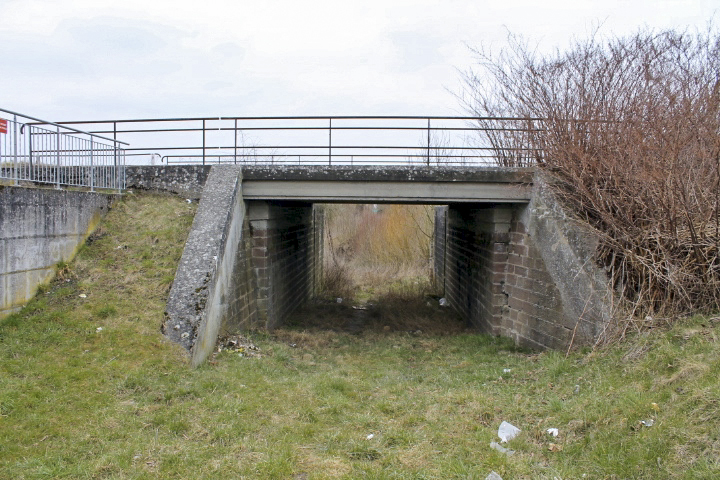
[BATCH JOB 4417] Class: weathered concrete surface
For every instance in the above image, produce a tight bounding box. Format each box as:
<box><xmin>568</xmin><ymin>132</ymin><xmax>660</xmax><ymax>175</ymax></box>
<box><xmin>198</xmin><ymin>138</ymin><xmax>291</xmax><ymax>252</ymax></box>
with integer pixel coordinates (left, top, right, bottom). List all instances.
<box><xmin>512</xmin><ymin>173</ymin><xmax>612</xmax><ymax>347</ymax></box>
<box><xmin>0</xmin><ymin>186</ymin><xmax>115</xmax><ymax>318</ymax></box>
<box><xmin>163</xmin><ymin>165</ymin><xmax>258</xmax><ymax>367</ymax></box>
<box><xmin>241</xmin><ymin>165</ymin><xmax>533</xmax><ymax>203</ymax></box>
<box><xmin>241</xmin><ymin>165</ymin><xmax>534</xmax><ymax>183</ymax></box>
<box><xmin>125</xmin><ymin>166</ymin><xmax>211</xmax><ymax>199</ymax></box>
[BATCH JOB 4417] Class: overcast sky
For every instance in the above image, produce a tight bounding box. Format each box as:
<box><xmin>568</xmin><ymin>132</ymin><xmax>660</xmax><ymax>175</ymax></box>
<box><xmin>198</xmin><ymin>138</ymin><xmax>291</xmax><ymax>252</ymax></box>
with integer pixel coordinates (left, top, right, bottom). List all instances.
<box><xmin>0</xmin><ymin>0</ymin><xmax>716</xmax><ymax>122</ymax></box>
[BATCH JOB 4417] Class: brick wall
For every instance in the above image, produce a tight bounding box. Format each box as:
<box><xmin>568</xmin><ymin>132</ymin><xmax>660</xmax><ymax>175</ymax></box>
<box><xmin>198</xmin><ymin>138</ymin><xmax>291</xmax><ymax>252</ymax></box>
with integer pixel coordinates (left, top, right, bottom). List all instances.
<box><xmin>248</xmin><ymin>201</ymin><xmax>318</xmax><ymax>328</ymax></box>
<box><xmin>440</xmin><ymin>199</ymin><xmax>609</xmax><ymax>350</ymax></box>
<box><xmin>433</xmin><ymin>206</ymin><xmax>447</xmax><ymax>291</ymax></box>
<box><xmin>444</xmin><ymin>205</ymin><xmax>511</xmax><ymax>334</ymax></box>
<box><xmin>503</xmin><ymin>208</ymin><xmax>570</xmax><ymax>349</ymax></box>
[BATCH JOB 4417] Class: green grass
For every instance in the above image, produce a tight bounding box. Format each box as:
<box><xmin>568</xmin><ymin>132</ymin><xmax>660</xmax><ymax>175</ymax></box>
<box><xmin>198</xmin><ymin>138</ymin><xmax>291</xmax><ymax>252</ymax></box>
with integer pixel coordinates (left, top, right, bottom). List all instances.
<box><xmin>1</xmin><ymin>193</ymin><xmax>720</xmax><ymax>478</ymax></box>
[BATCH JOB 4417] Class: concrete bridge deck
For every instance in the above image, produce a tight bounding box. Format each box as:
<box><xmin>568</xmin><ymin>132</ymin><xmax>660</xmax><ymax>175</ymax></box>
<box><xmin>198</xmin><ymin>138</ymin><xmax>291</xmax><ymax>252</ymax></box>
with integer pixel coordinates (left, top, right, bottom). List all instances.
<box><xmin>240</xmin><ymin>166</ymin><xmax>533</xmax><ymax>203</ymax></box>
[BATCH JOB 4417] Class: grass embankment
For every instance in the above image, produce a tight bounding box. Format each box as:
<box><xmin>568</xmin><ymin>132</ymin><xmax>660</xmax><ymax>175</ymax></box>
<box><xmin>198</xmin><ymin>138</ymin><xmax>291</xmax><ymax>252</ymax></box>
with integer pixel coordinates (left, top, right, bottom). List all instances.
<box><xmin>1</xmin><ymin>194</ymin><xmax>720</xmax><ymax>478</ymax></box>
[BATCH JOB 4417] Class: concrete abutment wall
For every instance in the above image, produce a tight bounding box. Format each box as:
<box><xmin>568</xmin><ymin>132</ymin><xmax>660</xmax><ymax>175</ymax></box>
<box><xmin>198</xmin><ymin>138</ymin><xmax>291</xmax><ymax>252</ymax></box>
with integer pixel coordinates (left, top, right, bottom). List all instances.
<box><xmin>435</xmin><ymin>176</ymin><xmax>611</xmax><ymax>350</ymax></box>
<box><xmin>164</xmin><ymin>167</ymin><xmax>323</xmax><ymax>365</ymax></box>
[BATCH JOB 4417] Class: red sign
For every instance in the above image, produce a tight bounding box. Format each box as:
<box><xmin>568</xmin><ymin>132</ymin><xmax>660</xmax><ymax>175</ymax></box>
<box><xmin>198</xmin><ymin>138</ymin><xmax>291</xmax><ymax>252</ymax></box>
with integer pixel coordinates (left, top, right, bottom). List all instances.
<box><xmin>0</xmin><ymin>119</ymin><xmax>7</xmax><ymax>134</ymax></box>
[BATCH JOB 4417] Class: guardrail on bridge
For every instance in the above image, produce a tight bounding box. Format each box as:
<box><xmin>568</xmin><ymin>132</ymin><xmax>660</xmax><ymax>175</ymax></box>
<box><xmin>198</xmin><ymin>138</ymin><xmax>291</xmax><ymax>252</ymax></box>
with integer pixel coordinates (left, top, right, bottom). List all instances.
<box><xmin>46</xmin><ymin>116</ymin><xmax>545</xmax><ymax>167</ymax></box>
<box><xmin>0</xmin><ymin>108</ymin><xmax>127</xmax><ymax>191</ymax></box>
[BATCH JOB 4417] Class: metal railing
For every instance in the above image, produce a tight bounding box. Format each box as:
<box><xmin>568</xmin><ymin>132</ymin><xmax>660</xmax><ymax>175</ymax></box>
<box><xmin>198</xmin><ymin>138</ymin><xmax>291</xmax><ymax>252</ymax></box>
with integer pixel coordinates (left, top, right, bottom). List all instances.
<box><xmin>46</xmin><ymin>116</ymin><xmax>544</xmax><ymax>167</ymax></box>
<box><xmin>0</xmin><ymin>108</ymin><xmax>128</xmax><ymax>191</ymax></box>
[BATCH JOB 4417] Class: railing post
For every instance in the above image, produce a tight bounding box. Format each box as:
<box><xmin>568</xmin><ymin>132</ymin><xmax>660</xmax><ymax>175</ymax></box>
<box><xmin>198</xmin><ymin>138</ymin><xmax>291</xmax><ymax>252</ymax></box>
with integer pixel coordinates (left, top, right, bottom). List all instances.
<box><xmin>89</xmin><ymin>139</ymin><xmax>94</xmax><ymax>192</ymax></box>
<box><xmin>202</xmin><ymin>119</ymin><xmax>206</xmax><ymax>165</ymax></box>
<box><xmin>28</xmin><ymin>125</ymin><xmax>33</xmax><ymax>181</ymax></box>
<box><xmin>12</xmin><ymin>114</ymin><xmax>18</xmax><ymax>185</ymax></box>
<box><xmin>55</xmin><ymin>125</ymin><xmax>61</xmax><ymax>189</ymax></box>
<box><xmin>427</xmin><ymin>118</ymin><xmax>431</xmax><ymax>166</ymax></box>
<box><xmin>113</xmin><ymin>122</ymin><xmax>118</xmax><ymax>190</ymax></box>
<box><xmin>233</xmin><ymin>118</ymin><xmax>238</xmax><ymax>165</ymax></box>
<box><xmin>328</xmin><ymin>118</ymin><xmax>332</xmax><ymax>166</ymax></box>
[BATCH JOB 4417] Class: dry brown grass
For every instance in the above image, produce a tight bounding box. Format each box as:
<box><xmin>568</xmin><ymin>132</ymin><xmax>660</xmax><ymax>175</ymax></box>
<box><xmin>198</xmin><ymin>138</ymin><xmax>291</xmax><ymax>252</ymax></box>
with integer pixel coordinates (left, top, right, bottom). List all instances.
<box><xmin>321</xmin><ymin>203</ymin><xmax>434</xmax><ymax>298</ymax></box>
<box><xmin>462</xmin><ymin>26</ymin><xmax>720</xmax><ymax>334</ymax></box>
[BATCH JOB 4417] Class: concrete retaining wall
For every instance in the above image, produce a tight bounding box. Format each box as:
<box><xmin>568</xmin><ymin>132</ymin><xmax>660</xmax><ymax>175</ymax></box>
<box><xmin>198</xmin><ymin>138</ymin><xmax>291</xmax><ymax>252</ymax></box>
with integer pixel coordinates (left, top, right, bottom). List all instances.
<box><xmin>509</xmin><ymin>176</ymin><xmax>612</xmax><ymax>348</ymax></box>
<box><xmin>162</xmin><ymin>165</ymin><xmax>258</xmax><ymax>367</ymax></box>
<box><xmin>0</xmin><ymin>186</ymin><xmax>115</xmax><ymax>318</ymax></box>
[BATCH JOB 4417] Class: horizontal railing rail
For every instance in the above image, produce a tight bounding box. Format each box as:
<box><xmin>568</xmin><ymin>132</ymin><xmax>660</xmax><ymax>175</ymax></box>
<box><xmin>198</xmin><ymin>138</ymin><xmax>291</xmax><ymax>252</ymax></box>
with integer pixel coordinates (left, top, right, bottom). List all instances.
<box><xmin>44</xmin><ymin>116</ymin><xmax>547</xmax><ymax>167</ymax></box>
<box><xmin>0</xmin><ymin>108</ymin><xmax>128</xmax><ymax>191</ymax></box>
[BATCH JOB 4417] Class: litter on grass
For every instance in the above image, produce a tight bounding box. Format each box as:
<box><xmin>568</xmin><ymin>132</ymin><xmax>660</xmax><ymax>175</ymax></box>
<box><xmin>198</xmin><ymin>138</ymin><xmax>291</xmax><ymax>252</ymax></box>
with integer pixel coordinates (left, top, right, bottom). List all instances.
<box><xmin>490</xmin><ymin>441</ymin><xmax>515</xmax><ymax>456</ymax></box>
<box><xmin>547</xmin><ymin>428</ymin><xmax>559</xmax><ymax>437</ymax></box>
<box><xmin>498</xmin><ymin>421</ymin><xmax>521</xmax><ymax>443</ymax></box>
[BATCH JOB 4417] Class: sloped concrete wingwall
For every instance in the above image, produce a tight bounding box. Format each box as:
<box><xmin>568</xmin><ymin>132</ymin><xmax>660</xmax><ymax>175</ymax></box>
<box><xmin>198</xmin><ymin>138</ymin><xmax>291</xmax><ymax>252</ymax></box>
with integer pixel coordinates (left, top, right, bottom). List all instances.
<box><xmin>506</xmin><ymin>176</ymin><xmax>612</xmax><ymax>348</ymax></box>
<box><xmin>0</xmin><ymin>186</ymin><xmax>115</xmax><ymax>318</ymax></box>
<box><xmin>163</xmin><ymin>165</ymin><xmax>259</xmax><ymax>367</ymax></box>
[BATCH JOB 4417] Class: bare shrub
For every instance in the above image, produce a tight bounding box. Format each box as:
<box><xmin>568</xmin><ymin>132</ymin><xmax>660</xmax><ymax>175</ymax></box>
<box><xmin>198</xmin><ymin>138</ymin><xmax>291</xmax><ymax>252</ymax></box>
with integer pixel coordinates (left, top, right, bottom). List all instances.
<box><xmin>461</xmin><ymin>27</ymin><xmax>720</xmax><ymax>329</ymax></box>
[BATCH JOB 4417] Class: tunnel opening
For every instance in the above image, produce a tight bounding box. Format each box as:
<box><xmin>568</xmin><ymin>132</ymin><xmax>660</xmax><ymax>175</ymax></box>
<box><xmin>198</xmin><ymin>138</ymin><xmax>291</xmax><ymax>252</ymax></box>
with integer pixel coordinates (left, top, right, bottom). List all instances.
<box><xmin>283</xmin><ymin>203</ymin><xmax>467</xmax><ymax>336</ymax></box>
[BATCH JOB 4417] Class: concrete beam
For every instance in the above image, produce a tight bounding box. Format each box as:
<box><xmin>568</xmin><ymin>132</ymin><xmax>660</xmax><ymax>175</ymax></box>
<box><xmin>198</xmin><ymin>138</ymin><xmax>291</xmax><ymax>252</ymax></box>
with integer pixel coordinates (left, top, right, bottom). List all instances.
<box><xmin>242</xmin><ymin>180</ymin><xmax>531</xmax><ymax>203</ymax></box>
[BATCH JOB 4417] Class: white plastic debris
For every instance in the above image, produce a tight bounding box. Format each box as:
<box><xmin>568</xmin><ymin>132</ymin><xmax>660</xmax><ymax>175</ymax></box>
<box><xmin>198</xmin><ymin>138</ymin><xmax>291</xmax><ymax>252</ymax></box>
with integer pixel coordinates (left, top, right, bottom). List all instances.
<box><xmin>485</xmin><ymin>472</ymin><xmax>503</xmax><ymax>480</ymax></box>
<box><xmin>438</xmin><ymin>297</ymin><xmax>448</xmax><ymax>306</ymax></box>
<box><xmin>366</xmin><ymin>433</ymin><xmax>374</xmax><ymax>440</ymax></box>
<box><xmin>498</xmin><ymin>421</ymin><xmax>521</xmax><ymax>443</ymax></box>
<box><xmin>186</xmin><ymin>199</ymin><xmax>192</xmax><ymax>203</ymax></box>
<box><xmin>547</xmin><ymin>428</ymin><xmax>559</xmax><ymax>437</ymax></box>
<box><xmin>173</xmin><ymin>324</ymin><xmax>181</xmax><ymax>330</ymax></box>
<box><xmin>95</xmin><ymin>327</ymin><xmax>103</xmax><ymax>333</ymax></box>
<box><xmin>180</xmin><ymin>332</ymin><xmax>190</xmax><ymax>339</ymax></box>
<box><xmin>490</xmin><ymin>441</ymin><xmax>515</xmax><ymax>455</ymax></box>
<box><xmin>79</xmin><ymin>294</ymin><xmax>87</xmax><ymax>298</ymax></box>
<box><xmin>503</xmin><ymin>368</ymin><xmax>512</xmax><ymax>373</ymax></box>
<box><xmin>336</xmin><ymin>297</ymin><xmax>343</xmax><ymax>304</ymax></box>
<box><xmin>640</xmin><ymin>419</ymin><xmax>654</xmax><ymax>427</ymax></box>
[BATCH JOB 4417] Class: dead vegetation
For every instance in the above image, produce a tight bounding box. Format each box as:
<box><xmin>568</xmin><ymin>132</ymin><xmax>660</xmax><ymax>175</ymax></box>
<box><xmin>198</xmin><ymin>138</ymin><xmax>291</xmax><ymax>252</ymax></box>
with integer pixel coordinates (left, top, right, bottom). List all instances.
<box><xmin>462</xmin><ymin>27</ymin><xmax>720</xmax><ymax>335</ymax></box>
<box><xmin>321</xmin><ymin>204</ymin><xmax>435</xmax><ymax>298</ymax></box>
<box><xmin>295</xmin><ymin>203</ymin><xmax>466</xmax><ymax>335</ymax></box>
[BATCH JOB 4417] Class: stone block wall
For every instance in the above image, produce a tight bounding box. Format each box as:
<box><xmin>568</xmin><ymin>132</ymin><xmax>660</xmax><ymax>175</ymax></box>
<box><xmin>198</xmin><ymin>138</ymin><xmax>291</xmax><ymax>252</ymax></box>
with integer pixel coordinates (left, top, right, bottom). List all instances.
<box><xmin>248</xmin><ymin>201</ymin><xmax>317</xmax><ymax>328</ymax></box>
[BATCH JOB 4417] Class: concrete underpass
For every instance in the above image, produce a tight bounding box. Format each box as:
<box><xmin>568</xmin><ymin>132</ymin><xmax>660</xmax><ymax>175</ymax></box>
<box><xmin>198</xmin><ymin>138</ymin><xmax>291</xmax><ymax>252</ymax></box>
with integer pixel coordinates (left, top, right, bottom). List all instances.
<box><xmin>148</xmin><ymin>165</ymin><xmax>612</xmax><ymax>366</ymax></box>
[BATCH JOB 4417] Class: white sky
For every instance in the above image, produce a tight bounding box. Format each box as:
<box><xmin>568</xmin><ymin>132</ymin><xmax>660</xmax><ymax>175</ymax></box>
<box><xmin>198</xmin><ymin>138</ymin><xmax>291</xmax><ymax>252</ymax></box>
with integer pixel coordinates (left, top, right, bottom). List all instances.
<box><xmin>0</xmin><ymin>0</ymin><xmax>716</xmax><ymax>121</ymax></box>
